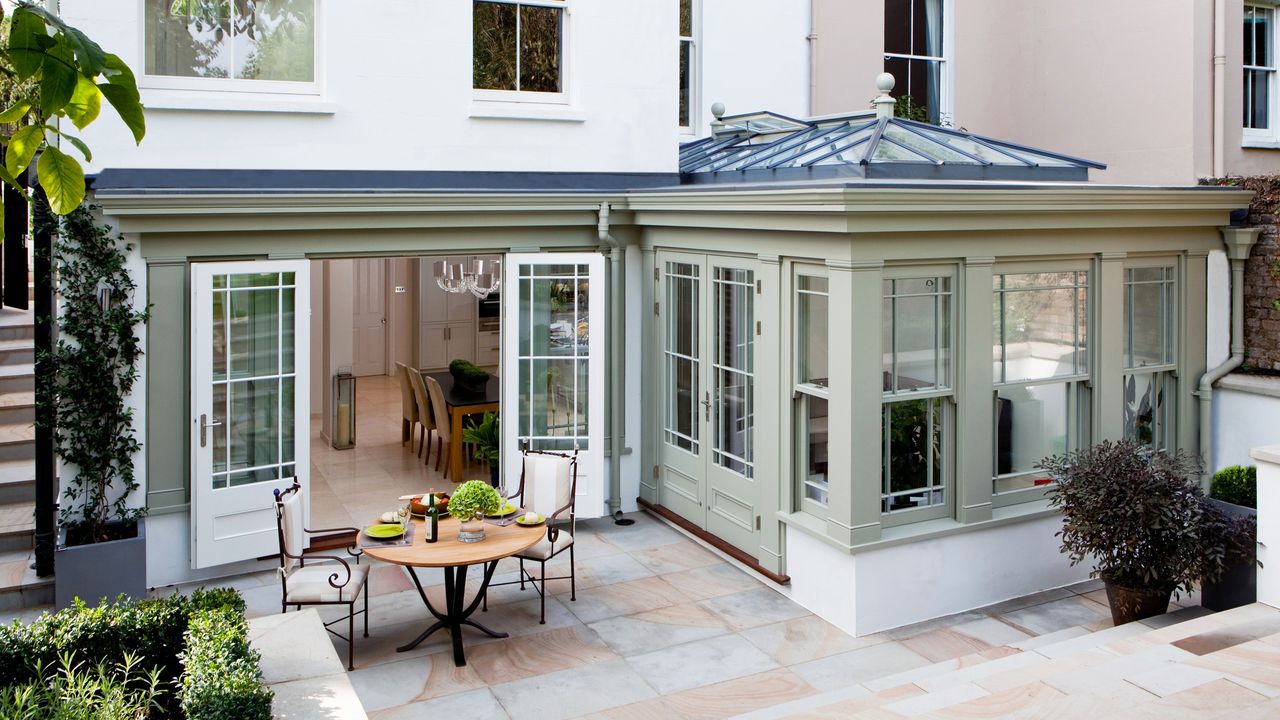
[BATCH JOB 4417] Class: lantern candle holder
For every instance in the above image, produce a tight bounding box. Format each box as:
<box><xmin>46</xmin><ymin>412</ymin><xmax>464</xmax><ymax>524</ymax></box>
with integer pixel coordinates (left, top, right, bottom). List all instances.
<box><xmin>332</xmin><ymin>371</ymin><xmax>356</xmax><ymax>450</ymax></box>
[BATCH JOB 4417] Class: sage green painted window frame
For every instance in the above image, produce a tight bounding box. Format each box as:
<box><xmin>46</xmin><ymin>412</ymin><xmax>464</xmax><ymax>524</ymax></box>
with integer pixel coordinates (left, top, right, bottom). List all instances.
<box><xmin>880</xmin><ymin>265</ymin><xmax>957</xmax><ymax>527</ymax></box>
<box><xmin>1122</xmin><ymin>260</ymin><xmax>1178</xmax><ymax>453</ymax></box>
<box><xmin>792</xmin><ymin>263</ymin><xmax>831</xmax><ymax>520</ymax></box>
<box><xmin>990</xmin><ymin>261</ymin><xmax>1093</xmax><ymax>509</ymax></box>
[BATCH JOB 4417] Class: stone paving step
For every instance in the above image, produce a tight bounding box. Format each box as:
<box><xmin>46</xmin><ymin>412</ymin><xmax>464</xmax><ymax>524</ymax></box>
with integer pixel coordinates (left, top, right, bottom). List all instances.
<box><xmin>0</xmin><ymin>420</ymin><xmax>34</xmax><ymax>462</ymax></box>
<box><xmin>0</xmin><ymin>499</ymin><xmax>34</xmax><ymax>553</ymax></box>
<box><xmin>0</xmin><ymin>457</ymin><xmax>35</xmax><ymax>505</ymax></box>
<box><xmin>0</xmin><ymin>389</ymin><xmax>34</xmax><ymax>426</ymax></box>
<box><xmin>0</xmin><ymin>364</ymin><xmax>34</xmax><ymax>394</ymax></box>
<box><xmin>738</xmin><ymin>603</ymin><xmax>1280</xmax><ymax>719</ymax></box>
<box><xmin>0</xmin><ymin>338</ymin><xmax>33</xmax><ymax>367</ymax></box>
<box><xmin>0</xmin><ymin>546</ymin><xmax>51</xmax><ymax>612</ymax></box>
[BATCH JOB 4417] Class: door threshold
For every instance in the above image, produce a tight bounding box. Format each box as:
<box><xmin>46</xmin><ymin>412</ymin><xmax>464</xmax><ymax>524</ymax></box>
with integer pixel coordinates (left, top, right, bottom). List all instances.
<box><xmin>637</xmin><ymin>498</ymin><xmax>790</xmax><ymax>585</ymax></box>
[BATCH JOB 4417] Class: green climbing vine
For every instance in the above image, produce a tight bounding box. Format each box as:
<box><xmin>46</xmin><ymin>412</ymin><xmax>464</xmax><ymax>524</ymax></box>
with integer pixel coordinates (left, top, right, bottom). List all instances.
<box><xmin>42</xmin><ymin>204</ymin><xmax>148</xmax><ymax>545</ymax></box>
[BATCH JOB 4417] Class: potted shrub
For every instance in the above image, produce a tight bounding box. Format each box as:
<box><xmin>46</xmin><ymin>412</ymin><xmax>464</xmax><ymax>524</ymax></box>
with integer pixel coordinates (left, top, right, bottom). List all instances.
<box><xmin>449</xmin><ymin>359</ymin><xmax>490</xmax><ymax>395</ymax></box>
<box><xmin>1044</xmin><ymin>440</ymin><xmax>1216</xmax><ymax>625</ymax></box>
<box><xmin>463</xmin><ymin>412</ymin><xmax>501</xmax><ymax>486</ymax></box>
<box><xmin>1201</xmin><ymin>465</ymin><xmax>1259</xmax><ymax>611</ymax></box>
<box><xmin>46</xmin><ymin>205</ymin><xmax>149</xmax><ymax>609</ymax></box>
<box><xmin>448</xmin><ymin>480</ymin><xmax>501</xmax><ymax>543</ymax></box>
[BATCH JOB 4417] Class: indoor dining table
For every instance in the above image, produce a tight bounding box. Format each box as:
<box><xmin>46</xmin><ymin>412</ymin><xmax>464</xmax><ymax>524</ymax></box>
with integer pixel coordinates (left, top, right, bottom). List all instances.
<box><xmin>362</xmin><ymin>514</ymin><xmax>542</xmax><ymax>666</ymax></box>
<box><xmin>424</xmin><ymin>371</ymin><xmax>500</xmax><ymax>482</ymax></box>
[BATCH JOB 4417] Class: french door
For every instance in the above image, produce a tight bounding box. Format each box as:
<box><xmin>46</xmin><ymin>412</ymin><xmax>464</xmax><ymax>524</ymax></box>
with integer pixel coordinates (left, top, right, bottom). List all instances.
<box><xmin>502</xmin><ymin>253</ymin><xmax>606</xmax><ymax>518</ymax></box>
<box><xmin>658</xmin><ymin>251</ymin><xmax>759</xmax><ymax>554</ymax></box>
<box><xmin>191</xmin><ymin>261</ymin><xmax>310</xmax><ymax>569</ymax></box>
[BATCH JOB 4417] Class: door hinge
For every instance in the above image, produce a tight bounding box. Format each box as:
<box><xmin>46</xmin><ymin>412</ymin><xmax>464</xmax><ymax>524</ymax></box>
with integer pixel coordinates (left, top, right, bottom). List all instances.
<box><xmin>755</xmin><ymin>515</ymin><xmax>761</xmax><ymax>531</ymax></box>
<box><xmin>756</xmin><ymin>320</ymin><xmax>761</xmax><ymax>336</ymax></box>
<box><xmin>756</xmin><ymin>279</ymin><xmax>762</xmax><ymax>294</ymax></box>
<box><xmin>653</xmin><ymin>302</ymin><xmax>659</xmax><ymax>315</ymax></box>
<box><xmin>652</xmin><ymin>465</ymin><xmax>659</xmax><ymax>479</ymax></box>
<box><xmin>654</xmin><ymin>268</ymin><xmax>659</xmax><ymax>281</ymax></box>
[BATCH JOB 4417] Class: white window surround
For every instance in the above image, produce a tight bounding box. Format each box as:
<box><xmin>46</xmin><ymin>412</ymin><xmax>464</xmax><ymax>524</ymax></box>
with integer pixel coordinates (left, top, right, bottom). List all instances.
<box><xmin>882</xmin><ymin>0</ymin><xmax>956</xmax><ymax>127</ymax></box>
<box><xmin>471</xmin><ymin>0</ymin><xmax>572</xmax><ymax>107</ymax></box>
<box><xmin>1245</xmin><ymin>2</ymin><xmax>1280</xmax><ymax>147</ymax></box>
<box><xmin>678</xmin><ymin>0</ymin><xmax>700</xmax><ymax>135</ymax></box>
<box><xmin>138</xmin><ymin>0</ymin><xmax>323</xmax><ymax>99</ymax></box>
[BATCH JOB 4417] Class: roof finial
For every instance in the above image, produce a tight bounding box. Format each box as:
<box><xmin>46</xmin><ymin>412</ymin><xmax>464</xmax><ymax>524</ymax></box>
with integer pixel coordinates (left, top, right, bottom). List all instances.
<box><xmin>710</xmin><ymin>101</ymin><xmax>727</xmax><ymax>135</ymax></box>
<box><xmin>873</xmin><ymin>73</ymin><xmax>895</xmax><ymax>120</ymax></box>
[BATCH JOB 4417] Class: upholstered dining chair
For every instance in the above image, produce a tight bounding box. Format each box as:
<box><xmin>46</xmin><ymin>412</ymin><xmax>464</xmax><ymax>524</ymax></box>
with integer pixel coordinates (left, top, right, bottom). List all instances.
<box><xmin>273</xmin><ymin>480</ymin><xmax>369</xmax><ymax>671</ymax></box>
<box><xmin>487</xmin><ymin>448</ymin><xmax>578</xmax><ymax>623</ymax></box>
<box><xmin>407</xmin><ymin>367</ymin><xmax>437</xmax><ymax>466</ymax></box>
<box><xmin>395</xmin><ymin>361</ymin><xmax>419</xmax><ymax>450</ymax></box>
<box><xmin>423</xmin><ymin>374</ymin><xmax>454</xmax><ymax>478</ymax></box>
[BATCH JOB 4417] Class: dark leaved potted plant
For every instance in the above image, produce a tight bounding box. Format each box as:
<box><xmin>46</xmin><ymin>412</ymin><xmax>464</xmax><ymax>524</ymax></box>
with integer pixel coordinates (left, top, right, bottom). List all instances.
<box><xmin>1201</xmin><ymin>465</ymin><xmax>1259</xmax><ymax>611</ymax></box>
<box><xmin>46</xmin><ymin>205</ymin><xmax>150</xmax><ymax>609</ymax></box>
<box><xmin>449</xmin><ymin>358</ymin><xmax>490</xmax><ymax>395</ymax></box>
<box><xmin>1044</xmin><ymin>440</ymin><xmax>1228</xmax><ymax>625</ymax></box>
<box><xmin>462</xmin><ymin>412</ymin><xmax>501</xmax><ymax>486</ymax></box>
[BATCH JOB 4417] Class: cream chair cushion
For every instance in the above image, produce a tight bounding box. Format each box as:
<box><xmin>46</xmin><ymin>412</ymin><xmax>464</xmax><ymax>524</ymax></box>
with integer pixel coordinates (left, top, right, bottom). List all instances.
<box><xmin>285</xmin><ymin>564</ymin><xmax>369</xmax><ymax>603</ymax></box>
<box><xmin>522</xmin><ymin>453</ymin><xmax>573</xmax><ymax>518</ymax></box>
<box><xmin>278</xmin><ymin>489</ymin><xmax>305</xmax><ymax>573</ymax></box>
<box><xmin>519</xmin><ymin>532</ymin><xmax>574</xmax><ymax>561</ymax></box>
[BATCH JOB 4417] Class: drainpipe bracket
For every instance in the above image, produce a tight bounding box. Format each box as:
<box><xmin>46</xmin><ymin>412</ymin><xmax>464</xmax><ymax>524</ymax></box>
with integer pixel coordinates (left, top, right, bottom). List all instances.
<box><xmin>1222</xmin><ymin>226</ymin><xmax>1262</xmax><ymax>262</ymax></box>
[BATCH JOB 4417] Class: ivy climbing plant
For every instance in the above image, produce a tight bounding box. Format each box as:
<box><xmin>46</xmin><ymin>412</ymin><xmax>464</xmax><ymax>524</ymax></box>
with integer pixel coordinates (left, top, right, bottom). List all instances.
<box><xmin>48</xmin><ymin>205</ymin><xmax>148</xmax><ymax>545</ymax></box>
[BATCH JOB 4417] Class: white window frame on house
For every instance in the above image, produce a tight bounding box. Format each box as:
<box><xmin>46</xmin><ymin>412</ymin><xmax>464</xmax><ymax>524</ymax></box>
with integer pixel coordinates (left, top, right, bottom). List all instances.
<box><xmin>793</xmin><ymin>266</ymin><xmax>830</xmax><ymax>518</ymax></box>
<box><xmin>882</xmin><ymin>0</ymin><xmax>955</xmax><ymax>126</ymax></box>
<box><xmin>1245</xmin><ymin>2</ymin><xmax>1280</xmax><ymax>146</ymax></box>
<box><xmin>472</xmin><ymin>0</ymin><xmax>571</xmax><ymax>106</ymax></box>
<box><xmin>1122</xmin><ymin>262</ymin><xmax>1178</xmax><ymax>453</ymax></box>
<box><xmin>991</xmin><ymin>263</ymin><xmax>1092</xmax><ymax>507</ymax></box>
<box><xmin>880</xmin><ymin>268</ymin><xmax>955</xmax><ymax>526</ymax></box>
<box><xmin>139</xmin><ymin>0</ymin><xmax>322</xmax><ymax>97</ymax></box>
<box><xmin>678</xmin><ymin>0</ymin><xmax>700</xmax><ymax>134</ymax></box>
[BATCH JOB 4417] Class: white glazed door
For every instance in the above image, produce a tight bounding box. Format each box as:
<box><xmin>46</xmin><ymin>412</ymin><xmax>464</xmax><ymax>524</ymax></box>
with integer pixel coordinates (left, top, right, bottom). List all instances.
<box><xmin>191</xmin><ymin>261</ymin><xmax>310</xmax><ymax>569</ymax></box>
<box><xmin>502</xmin><ymin>253</ymin><xmax>606</xmax><ymax>518</ymax></box>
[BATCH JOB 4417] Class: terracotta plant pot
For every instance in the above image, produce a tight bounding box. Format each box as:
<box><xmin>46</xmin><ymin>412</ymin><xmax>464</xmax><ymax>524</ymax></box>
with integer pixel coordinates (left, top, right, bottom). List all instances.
<box><xmin>1102</xmin><ymin>578</ymin><xmax>1173</xmax><ymax>625</ymax></box>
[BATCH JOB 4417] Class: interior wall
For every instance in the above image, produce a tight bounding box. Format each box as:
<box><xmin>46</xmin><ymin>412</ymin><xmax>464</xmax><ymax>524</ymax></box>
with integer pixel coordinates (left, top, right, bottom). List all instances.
<box><xmin>310</xmin><ymin>260</ymin><xmax>326</xmax><ymax>420</ymax></box>
<box><xmin>321</xmin><ymin>260</ymin><xmax>354</xmax><ymax>442</ymax></box>
<box><xmin>389</xmin><ymin>258</ymin><xmax>418</xmax><ymax>371</ymax></box>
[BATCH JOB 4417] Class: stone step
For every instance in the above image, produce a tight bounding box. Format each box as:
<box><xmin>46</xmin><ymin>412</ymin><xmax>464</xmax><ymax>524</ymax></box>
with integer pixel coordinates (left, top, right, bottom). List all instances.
<box><xmin>0</xmin><ymin>547</ymin><xmax>52</xmax><ymax>612</ymax></box>
<box><xmin>0</xmin><ymin>365</ymin><xmax>33</xmax><ymax>394</ymax></box>
<box><xmin>0</xmin><ymin>308</ymin><xmax>33</xmax><ymax>343</ymax></box>
<box><xmin>0</xmin><ymin>339</ymin><xmax>34</xmax><ymax>367</ymax></box>
<box><xmin>0</xmin><ymin>458</ymin><xmax>35</xmax><ymax>505</ymax></box>
<box><xmin>0</xmin><ymin>500</ymin><xmax>33</xmax><ymax>554</ymax></box>
<box><xmin>0</xmin><ymin>389</ymin><xmax>34</xmax><ymax>426</ymax></box>
<box><xmin>0</xmin><ymin>420</ymin><xmax>34</xmax><ymax>462</ymax></box>
<box><xmin>744</xmin><ymin>604</ymin><xmax>1280</xmax><ymax>720</ymax></box>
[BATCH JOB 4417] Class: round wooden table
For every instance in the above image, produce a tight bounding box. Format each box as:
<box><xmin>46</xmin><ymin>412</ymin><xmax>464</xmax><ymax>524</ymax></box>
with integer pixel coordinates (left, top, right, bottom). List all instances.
<box><xmin>363</xmin><ymin>515</ymin><xmax>543</xmax><ymax>667</ymax></box>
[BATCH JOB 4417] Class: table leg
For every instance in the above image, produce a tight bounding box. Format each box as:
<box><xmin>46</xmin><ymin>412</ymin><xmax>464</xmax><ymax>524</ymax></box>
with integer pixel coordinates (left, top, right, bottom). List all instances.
<box><xmin>450</xmin><ymin>405</ymin><xmax>465</xmax><ymax>481</ymax></box>
<box><xmin>396</xmin><ymin>560</ymin><xmax>508</xmax><ymax>667</ymax></box>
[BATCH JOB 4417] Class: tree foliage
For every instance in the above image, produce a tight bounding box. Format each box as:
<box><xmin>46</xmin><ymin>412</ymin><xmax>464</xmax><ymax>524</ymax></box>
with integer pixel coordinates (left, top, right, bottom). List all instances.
<box><xmin>0</xmin><ymin>2</ymin><xmax>145</xmax><ymax>214</ymax></box>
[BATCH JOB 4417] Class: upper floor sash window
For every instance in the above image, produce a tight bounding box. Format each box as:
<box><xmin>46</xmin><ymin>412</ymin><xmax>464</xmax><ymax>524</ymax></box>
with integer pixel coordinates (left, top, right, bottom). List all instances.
<box><xmin>473</xmin><ymin>0</ymin><xmax>566</xmax><ymax>94</ymax></box>
<box><xmin>145</xmin><ymin>0</ymin><xmax>317</xmax><ymax>87</ymax></box>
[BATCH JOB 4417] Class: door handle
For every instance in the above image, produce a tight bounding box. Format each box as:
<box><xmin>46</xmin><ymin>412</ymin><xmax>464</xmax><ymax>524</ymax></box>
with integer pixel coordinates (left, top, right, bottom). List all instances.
<box><xmin>381</xmin><ymin>318</ymin><xmax>387</xmax><ymax>325</ymax></box>
<box><xmin>200</xmin><ymin>413</ymin><xmax>223</xmax><ymax>448</ymax></box>
<box><xmin>701</xmin><ymin>391</ymin><xmax>711</xmax><ymax>421</ymax></box>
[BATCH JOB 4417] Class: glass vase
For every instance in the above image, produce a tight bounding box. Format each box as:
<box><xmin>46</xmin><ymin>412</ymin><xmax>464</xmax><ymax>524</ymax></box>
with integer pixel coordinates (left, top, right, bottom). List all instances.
<box><xmin>458</xmin><ymin>510</ymin><xmax>487</xmax><ymax>543</ymax></box>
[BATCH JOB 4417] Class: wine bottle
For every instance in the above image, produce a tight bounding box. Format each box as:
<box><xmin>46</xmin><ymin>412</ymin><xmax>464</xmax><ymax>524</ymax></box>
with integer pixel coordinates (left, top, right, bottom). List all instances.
<box><xmin>425</xmin><ymin>492</ymin><xmax>438</xmax><ymax>543</ymax></box>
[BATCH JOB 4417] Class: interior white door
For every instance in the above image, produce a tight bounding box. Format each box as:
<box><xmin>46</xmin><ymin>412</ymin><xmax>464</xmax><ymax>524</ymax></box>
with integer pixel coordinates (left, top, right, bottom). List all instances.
<box><xmin>191</xmin><ymin>261</ymin><xmax>310</xmax><ymax>569</ymax></box>
<box><xmin>502</xmin><ymin>253</ymin><xmax>606</xmax><ymax>518</ymax></box>
<box><xmin>352</xmin><ymin>258</ymin><xmax>387</xmax><ymax>377</ymax></box>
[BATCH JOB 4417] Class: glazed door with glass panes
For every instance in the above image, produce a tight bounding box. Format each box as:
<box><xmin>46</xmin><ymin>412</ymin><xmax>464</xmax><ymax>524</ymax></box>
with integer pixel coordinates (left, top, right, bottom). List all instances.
<box><xmin>502</xmin><ymin>254</ymin><xmax>606</xmax><ymax>517</ymax></box>
<box><xmin>191</xmin><ymin>262</ymin><xmax>310</xmax><ymax>569</ymax></box>
<box><xmin>658</xmin><ymin>251</ymin><xmax>759</xmax><ymax>554</ymax></box>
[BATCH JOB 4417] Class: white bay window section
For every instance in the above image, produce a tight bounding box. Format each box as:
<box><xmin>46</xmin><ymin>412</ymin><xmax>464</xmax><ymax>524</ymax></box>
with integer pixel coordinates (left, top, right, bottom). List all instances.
<box><xmin>144</xmin><ymin>0</ymin><xmax>317</xmax><ymax>92</ymax></box>
<box><xmin>1123</xmin><ymin>266</ymin><xmax>1176</xmax><ymax>452</ymax></box>
<box><xmin>1246</xmin><ymin>4</ymin><xmax>1278</xmax><ymax>144</ymax></box>
<box><xmin>992</xmin><ymin>271</ymin><xmax>1091</xmax><ymax>499</ymax></box>
<box><xmin>795</xmin><ymin>272</ymin><xmax>830</xmax><ymax>510</ymax></box>
<box><xmin>881</xmin><ymin>276</ymin><xmax>953</xmax><ymax>522</ymax></box>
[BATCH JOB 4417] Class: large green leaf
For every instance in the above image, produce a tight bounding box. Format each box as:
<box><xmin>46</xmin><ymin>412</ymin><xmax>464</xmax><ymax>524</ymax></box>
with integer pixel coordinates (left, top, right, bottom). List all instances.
<box><xmin>98</xmin><ymin>83</ymin><xmax>145</xmax><ymax>145</ymax></box>
<box><xmin>7</xmin><ymin>8</ymin><xmax>48</xmax><ymax>80</ymax></box>
<box><xmin>36</xmin><ymin>145</ymin><xmax>84</xmax><ymax>216</ymax></box>
<box><xmin>20</xmin><ymin>5</ymin><xmax>110</xmax><ymax>75</ymax></box>
<box><xmin>65</xmin><ymin>75</ymin><xmax>101</xmax><ymax>129</ymax></box>
<box><xmin>49</xmin><ymin>127</ymin><xmax>92</xmax><ymax>163</ymax></box>
<box><xmin>38</xmin><ymin>36</ymin><xmax>78</xmax><ymax>115</ymax></box>
<box><xmin>5</xmin><ymin>124</ymin><xmax>44</xmax><ymax>175</ymax></box>
<box><xmin>0</xmin><ymin>102</ymin><xmax>32</xmax><ymax>125</ymax></box>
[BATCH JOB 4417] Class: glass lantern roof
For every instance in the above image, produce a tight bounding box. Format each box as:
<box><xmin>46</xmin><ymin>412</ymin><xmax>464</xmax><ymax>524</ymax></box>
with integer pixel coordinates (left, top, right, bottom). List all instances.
<box><xmin>679</xmin><ymin>112</ymin><xmax>1106</xmax><ymax>184</ymax></box>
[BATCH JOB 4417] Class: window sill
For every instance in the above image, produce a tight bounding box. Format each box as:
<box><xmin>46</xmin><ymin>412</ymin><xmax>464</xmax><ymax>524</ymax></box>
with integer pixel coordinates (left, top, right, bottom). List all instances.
<box><xmin>1242</xmin><ymin>138</ymin><xmax>1280</xmax><ymax>150</ymax></box>
<box><xmin>140</xmin><ymin>90</ymin><xmax>336</xmax><ymax>115</ymax></box>
<box><xmin>469</xmin><ymin>102</ymin><xmax>586</xmax><ymax>123</ymax></box>
<box><xmin>777</xmin><ymin>499</ymin><xmax>1058</xmax><ymax>555</ymax></box>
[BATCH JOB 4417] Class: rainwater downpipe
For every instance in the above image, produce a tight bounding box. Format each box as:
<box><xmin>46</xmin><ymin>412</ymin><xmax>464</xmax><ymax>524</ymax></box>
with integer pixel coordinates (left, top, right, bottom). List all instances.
<box><xmin>1197</xmin><ymin>226</ymin><xmax>1260</xmax><ymax>478</ymax></box>
<box><xmin>1213</xmin><ymin>0</ymin><xmax>1226</xmax><ymax>178</ymax></box>
<box><xmin>598</xmin><ymin>203</ymin><xmax>632</xmax><ymax>525</ymax></box>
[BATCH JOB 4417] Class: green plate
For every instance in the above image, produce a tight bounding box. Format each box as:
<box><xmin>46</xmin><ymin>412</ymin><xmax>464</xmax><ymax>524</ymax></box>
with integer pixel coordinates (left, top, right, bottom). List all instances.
<box><xmin>364</xmin><ymin>523</ymin><xmax>405</xmax><ymax>539</ymax></box>
<box><xmin>515</xmin><ymin>513</ymin><xmax>545</xmax><ymax>527</ymax></box>
<box><xmin>486</xmin><ymin>503</ymin><xmax>518</xmax><ymax>518</ymax></box>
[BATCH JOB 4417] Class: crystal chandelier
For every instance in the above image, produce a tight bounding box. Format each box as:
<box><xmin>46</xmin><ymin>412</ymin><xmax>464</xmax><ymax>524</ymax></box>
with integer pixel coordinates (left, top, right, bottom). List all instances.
<box><xmin>433</xmin><ymin>258</ymin><xmax>501</xmax><ymax>299</ymax></box>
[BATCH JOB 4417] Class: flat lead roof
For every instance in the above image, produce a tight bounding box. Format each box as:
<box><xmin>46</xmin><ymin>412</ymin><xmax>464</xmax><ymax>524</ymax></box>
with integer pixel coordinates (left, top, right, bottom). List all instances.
<box><xmin>680</xmin><ymin>111</ymin><xmax>1107</xmax><ymax>184</ymax></box>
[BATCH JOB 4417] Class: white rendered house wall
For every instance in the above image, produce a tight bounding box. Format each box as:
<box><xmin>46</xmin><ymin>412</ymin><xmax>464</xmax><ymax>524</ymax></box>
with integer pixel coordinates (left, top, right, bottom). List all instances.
<box><xmin>61</xmin><ymin>0</ymin><xmax>679</xmax><ymax>174</ymax></box>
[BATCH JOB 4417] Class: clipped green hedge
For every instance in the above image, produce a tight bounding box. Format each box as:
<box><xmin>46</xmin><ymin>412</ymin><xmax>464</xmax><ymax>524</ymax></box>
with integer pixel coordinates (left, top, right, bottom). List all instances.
<box><xmin>0</xmin><ymin>587</ymin><xmax>265</xmax><ymax>719</ymax></box>
<box><xmin>1211</xmin><ymin>465</ymin><xmax>1258</xmax><ymax>509</ymax></box>
<box><xmin>179</xmin><ymin>607</ymin><xmax>273</xmax><ymax>720</ymax></box>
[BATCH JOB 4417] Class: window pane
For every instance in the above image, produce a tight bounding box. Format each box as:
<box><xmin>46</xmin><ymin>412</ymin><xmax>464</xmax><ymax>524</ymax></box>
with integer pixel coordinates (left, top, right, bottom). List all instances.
<box><xmin>680</xmin><ymin>0</ymin><xmax>693</xmax><ymax>37</ymax></box>
<box><xmin>800</xmin><ymin>395</ymin><xmax>829</xmax><ymax>504</ymax></box>
<box><xmin>882</xmin><ymin>398</ymin><xmax>945</xmax><ymax>513</ymax></box>
<box><xmin>146</xmin><ymin>0</ymin><xmax>232</xmax><ymax>78</ymax></box>
<box><xmin>714</xmin><ymin>267</ymin><xmax>754</xmax><ymax>477</ymax></box>
<box><xmin>234</xmin><ymin>0</ymin><xmax>315</xmax><ymax>81</ymax></box>
<box><xmin>474</xmin><ymin>1</ymin><xmax>518</xmax><ymax>90</ymax></box>
<box><xmin>1246</xmin><ymin>69</ymin><xmax>1272</xmax><ymax>130</ymax></box>
<box><xmin>797</xmin><ymin>276</ymin><xmax>829</xmax><ymax>387</ymax></box>
<box><xmin>884</xmin><ymin>0</ymin><xmax>911</xmax><ymax>55</ymax></box>
<box><xmin>883</xmin><ymin>56</ymin><xmax>940</xmax><ymax>124</ymax></box>
<box><xmin>994</xmin><ymin>383</ymin><xmax>1070</xmax><ymax>493</ymax></box>
<box><xmin>1124</xmin><ymin>372</ymin><xmax>1174</xmax><ymax>452</ymax></box>
<box><xmin>679</xmin><ymin>40</ymin><xmax>692</xmax><ymax>127</ymax></box>
<box><xmin>520</xmin><ymin>4</ymin><xmax>562</xmax><ymax>92</ymax></box>
<box><xmin>665</xmin><ymin>263</ymin><xmax>700</xmax><ymax>453</ymax></box>
<box><xmin>994</xmin><ymin>272</ymin><xmax>1088</xmax><ymax>384</ymax></box>
<box><xmin>1125</xmin><ymin>267</ymin><xmax>1174</xmax><ymax>369</ymax></box>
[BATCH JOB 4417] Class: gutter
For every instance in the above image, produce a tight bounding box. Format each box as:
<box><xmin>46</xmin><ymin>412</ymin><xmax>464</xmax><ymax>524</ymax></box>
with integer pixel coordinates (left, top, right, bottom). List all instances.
<box><xmin>1213</xmin><ymin>0</ymin><xmax>1226</xmax><ymax>178</ymax></box>
<box><xmin>597</xmin><ymin>203</ymin><xmax>631</xmax><ymax>524</ymax></box>
<box><xmin>1198</xmin><ymin>226</ymin><xmax>1260</xmax><ymax>477</ymax></box>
